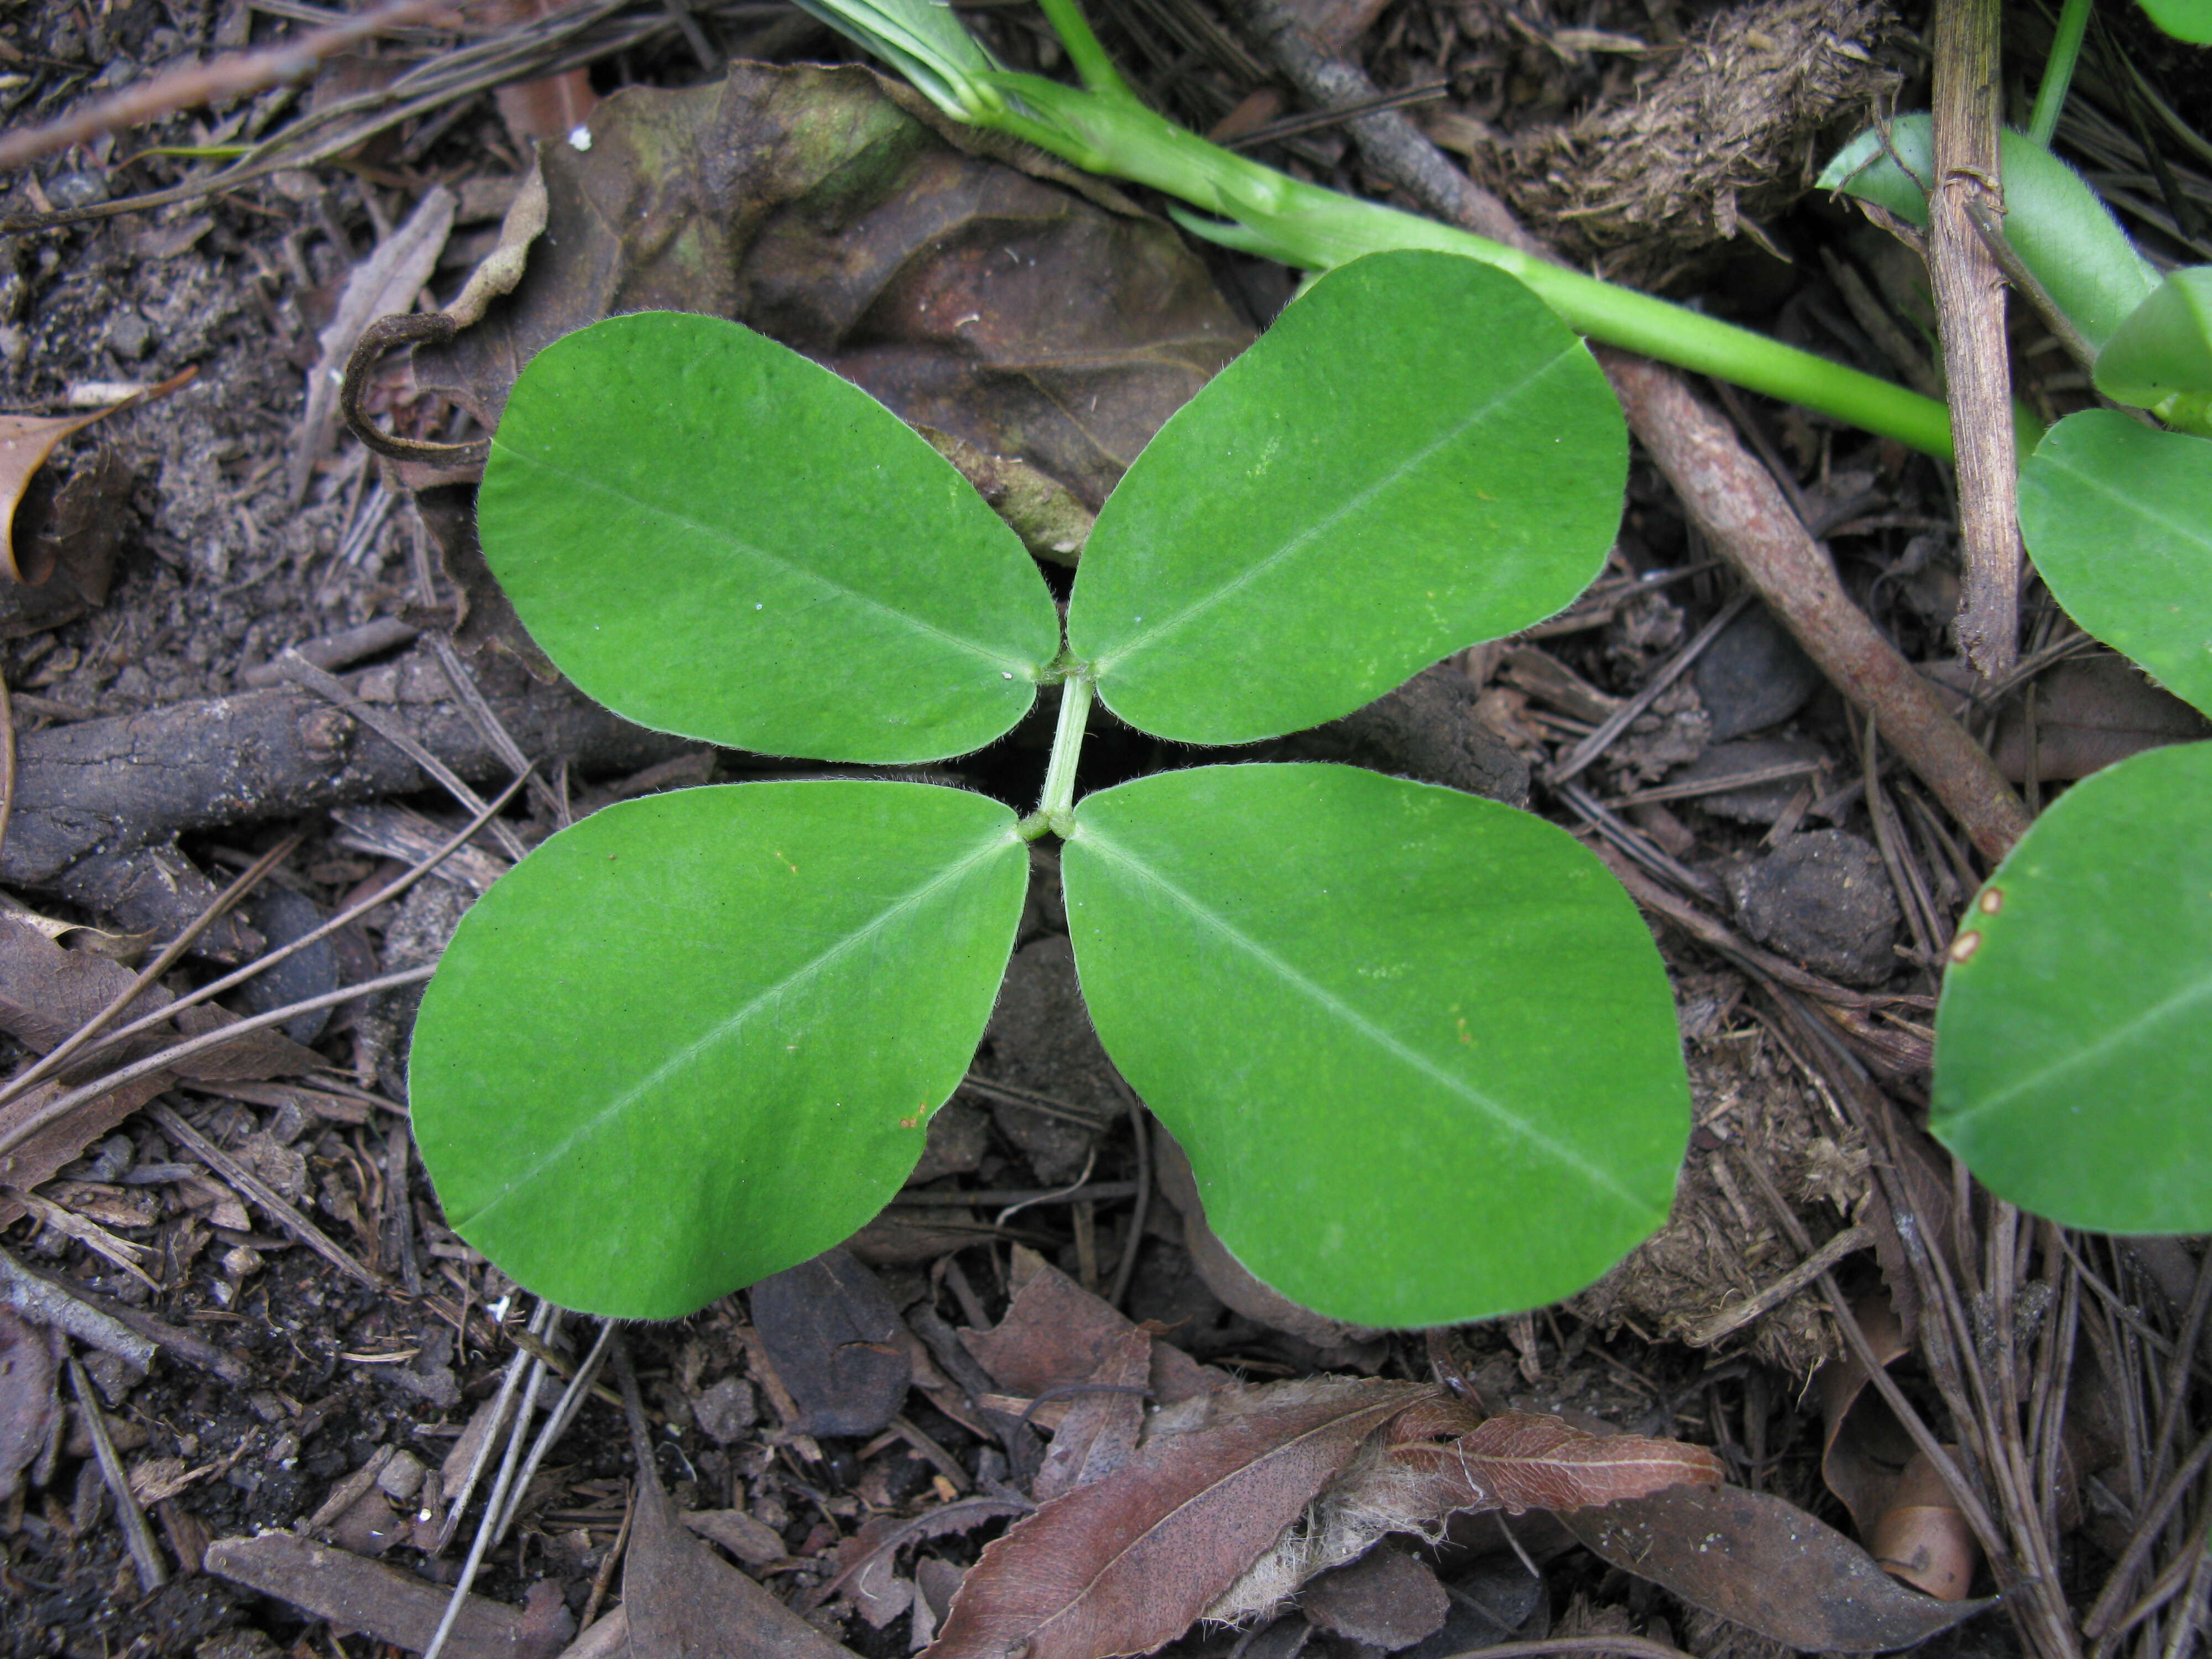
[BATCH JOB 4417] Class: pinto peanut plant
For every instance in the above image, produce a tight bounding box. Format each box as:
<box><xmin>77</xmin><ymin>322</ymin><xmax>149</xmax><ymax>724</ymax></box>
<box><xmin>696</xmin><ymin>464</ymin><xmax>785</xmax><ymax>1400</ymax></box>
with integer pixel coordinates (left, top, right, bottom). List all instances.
<box><xmin>1824</xmin><ymin>108</ymin><xmax>2212</xmax><ymax>1234</ymax></box>
<box><xmin>408</xmin><ymin>252</ymin><xmax>1694</xmax><ymax>1325</ymax></box>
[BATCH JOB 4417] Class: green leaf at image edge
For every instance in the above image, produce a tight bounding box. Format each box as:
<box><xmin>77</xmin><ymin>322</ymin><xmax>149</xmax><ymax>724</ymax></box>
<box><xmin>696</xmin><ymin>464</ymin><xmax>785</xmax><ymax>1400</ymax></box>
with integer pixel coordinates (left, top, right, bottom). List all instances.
<box><xmin>1932</xmin><ymin>740</ymin><xmax>2212</xmax><ymax>1234</ymax></box>
<box><xmin>1062</xmin><ymin>763</ymin><xmax>1689</xmax><ymax>1327</ymax></box>
<box><xmin>2019</xmin><ymin>412</ymin><xmax>2212</xmax><ymax>719</ymax></box>
<box><xmin>2139</xmin><ymin>0</ymin><xmax>2212</xmax><ymax>42</ymax></box>
<box><xmin>2094</xmin><ymin>267</ymin><xmax>2212</xmax><ymax>421</ymax></box>
<box><xmin>1068</xmin><ymin>252</ymin><xmax>1626</xmax><ymax>745</ymax></box>
<box><xmin>409</xmin><ymin>781</ymin><xmax>1029</xmax><ymax>1318</ymax></box>
<box><xmin>478</xmin><ymin>311</ymin><xmax>1061</xmax><ymax>765</ymax></box>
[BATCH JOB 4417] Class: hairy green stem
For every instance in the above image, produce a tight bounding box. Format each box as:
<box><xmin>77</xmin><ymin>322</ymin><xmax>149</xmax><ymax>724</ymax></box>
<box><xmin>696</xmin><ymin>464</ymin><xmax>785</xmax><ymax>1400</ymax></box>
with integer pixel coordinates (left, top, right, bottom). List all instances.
<box><xmin>2028</xmin><ymin>0</ymin><xmax>2094</xmax><ymax>148</ymax></box>
<box><xmin>1026</xmin><ymin>672</ymin><xmax>1094</xmax><ymax>839</ymax></box>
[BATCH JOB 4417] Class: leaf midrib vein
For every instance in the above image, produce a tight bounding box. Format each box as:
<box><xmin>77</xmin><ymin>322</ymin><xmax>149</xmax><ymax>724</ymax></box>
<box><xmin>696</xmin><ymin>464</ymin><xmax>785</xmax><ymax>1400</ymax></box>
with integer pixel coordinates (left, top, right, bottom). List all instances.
<box><xmin>1940</xmin><ymin>969</ymin><xmax>2212</xmax><ymax>1131</ymax></box>
<box><xmin>454</xmin><ymin>827</ymin><xmax>1015</xmax><ymax>1228</ymax></box>
<box><xmin>1091</xmin><ymin>343</ymin><xmax>1584</xmax><ymax>674</ymax></box>
<box><xmin>502</xmin><ymin>444</ymin><xmax>1039</xmax><ymax>677</ymax></box>
<box><xmin>1074</xmin><ymin>826</ymin><xmax>1657</xmax><ymax>1220</ymax></box>
<box><xmin>2043</xmin><ymin>451</ymin><xmax>2212</xmax><ymax>565</ymax></box>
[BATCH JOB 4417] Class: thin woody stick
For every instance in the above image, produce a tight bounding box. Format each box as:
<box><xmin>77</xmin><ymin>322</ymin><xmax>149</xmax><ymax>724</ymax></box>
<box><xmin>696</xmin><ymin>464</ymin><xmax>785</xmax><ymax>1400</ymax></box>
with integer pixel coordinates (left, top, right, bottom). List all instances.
<box><xmin>0</xmin><ymin>0</ymin><xmax>461</xmax><ymax>174</ymax></box>
<box><xmin>1929</xmin><ymin>0</ymin><xmax>2022</xmax><ymax>677</ymax></box>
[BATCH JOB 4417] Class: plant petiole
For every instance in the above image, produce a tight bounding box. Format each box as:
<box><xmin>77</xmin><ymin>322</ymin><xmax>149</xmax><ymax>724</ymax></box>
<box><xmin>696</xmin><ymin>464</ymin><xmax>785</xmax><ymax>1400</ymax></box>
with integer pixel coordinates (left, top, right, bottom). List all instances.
<box><xmin>1024</xmin><ymin>670</ymin><xmax>1095</xmax><ymax>841</ymax></box>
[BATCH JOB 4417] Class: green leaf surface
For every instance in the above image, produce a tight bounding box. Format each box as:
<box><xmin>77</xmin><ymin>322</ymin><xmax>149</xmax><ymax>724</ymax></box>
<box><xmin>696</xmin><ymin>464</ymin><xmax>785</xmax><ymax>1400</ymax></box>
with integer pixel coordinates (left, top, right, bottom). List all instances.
<box><xmin>410</xmin><ymin>781</ymin><xmax>1028</xmax><ymax>1318</ymax></box>
<box><xmin>2018</xmin><ymin>411</ymin><xmax>2212</xmax><ymax>718</ymax></box>
<box><xmin>2095</xmin><ymin>266</ymin><xmax>2212</xmax><ymax>415</ymax></box>
<box><xmin>1932</xmin><ymin>740</ymin><xmax>2212</xmax><ymax>1233</ymax></box>
<box><xmin>1819</xmin><ymin>117</ymin><xmax>2157</xmax><ymax>349</ymax></box>
<box><xmin>2139</xmin><ymin>0</ymin><xmax>2212</xmax><ymax>41</ymax></box>
<box><xmin>1066</xmin><ymin>252</ymin><xmax>1625</xmax><ymax>744</ymax></box>
<box><xmin>477</xmin><ymin>310</ymin><xmax>1060</xmax><ymax>764</ymax></box>
<box><xmin>1062</xmin><ymin>763</ymin><xmax>1689</xmax><ymax>1326</ymax></box>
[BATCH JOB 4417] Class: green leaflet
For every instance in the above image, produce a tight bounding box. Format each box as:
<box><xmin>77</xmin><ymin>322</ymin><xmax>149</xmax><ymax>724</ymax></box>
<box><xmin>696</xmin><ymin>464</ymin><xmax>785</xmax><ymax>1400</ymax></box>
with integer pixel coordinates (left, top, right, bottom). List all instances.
<box><xmin>2095</xmin><ymin>267</ymin><xmax>2212</xmax><ymax>431</ymax></box>
<box><xmin>409</xmin><ymin>782</ymin><xmax>1028</xmax><ymax>1318</ymax></box>
<box><xmin>476</xmin><ymin>311</ymin><xmax>1060</xmax><ymax>765</ymax></box>
<box><xmin>1819</xmin><ymin>117</ymin><xmax>2157</xmax><ymax>351</ymax></box>
<box><xmin>1061</xmin><ymin>763</ymin><xmax>1689</xmax><ymax>1326</ymax></box>
<box><xmin>1067</xmin><ymin>252</ymin><xmax>1625</xmax><ymax>744</ymax></box>
<box><xmin>1932</xmin><ymin>742</ymin><xmax>2212</xmax><ymax>1233</ymax></box>
<box><xmin>2140</xmin><ymin>0</ymin><xmax>2212</xmax><ymax>41</ymax></box>
<box><xmin>2019</xmin><ymin>412</ymin><xmax>2212</xmax><ymax>719</ymax></box>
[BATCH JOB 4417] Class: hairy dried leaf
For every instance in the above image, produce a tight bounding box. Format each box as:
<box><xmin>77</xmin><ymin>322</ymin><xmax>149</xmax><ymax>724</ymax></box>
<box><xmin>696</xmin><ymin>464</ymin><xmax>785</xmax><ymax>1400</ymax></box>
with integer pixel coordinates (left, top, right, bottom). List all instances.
<box><xmin>1390</xmin><ymin>1412</ymin><xmax>1727</xmax><ymax>1515</ymax></box>
<box><xmin>927</xmin><ymin>1379</ymin><xmax>1431</xmax><ymax>1659</ymax></box>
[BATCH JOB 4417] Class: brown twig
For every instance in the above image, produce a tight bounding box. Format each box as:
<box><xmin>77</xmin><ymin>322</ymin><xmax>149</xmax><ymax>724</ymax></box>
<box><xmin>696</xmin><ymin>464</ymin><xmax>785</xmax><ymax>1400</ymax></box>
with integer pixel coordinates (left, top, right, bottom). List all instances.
<box><xmin>70</xmin><ymin>1355</ymin><xmax>169</xmax><ymax>1590</ymax></box>
<box><xmin>0</xmin><ymin>670</ymin><xmax>13</xmax><ymax>872</ymax></box>
<box><xmin>1221</xmin><ymin>0</ymin><xmax>2028</xmax><ymax>865</ymax></box>
<box><xmin>0</xmin><ymin>964</ymin><xmax>434</xmax><ymax>1165</ymax></box>
<box><xmin>1</xmin><ymin>770</ymin><xmax>529</xmax><ymax>1116</ymax></box>
<box><xmin>1595</xmin><ymin>356</ymin><xmax>2030</xmax><ymax>863</ymax></box>
<box><xmin>1929</xmin><ymin>0</ymin><xmax>2022</xmax><ymax>677</ymax></box>
<box><xmin>0</xmin><ymin>836</ymin><xmax>299</xmax><ymax>1114</ymax></box>
<box><xmin>0</xmin><ymin>1245</ymin><xmax>248</xmax><ymax>1381</ymax></box>
<box><xmin>0</xmin><ymin>1</ymin><xmax>459</xmax><ymax>174</ymax></box>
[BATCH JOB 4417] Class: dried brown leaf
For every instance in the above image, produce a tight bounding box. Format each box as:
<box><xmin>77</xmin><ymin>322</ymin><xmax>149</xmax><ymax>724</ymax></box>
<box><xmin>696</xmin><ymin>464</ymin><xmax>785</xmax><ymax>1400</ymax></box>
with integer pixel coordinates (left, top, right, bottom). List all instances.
<box><xmin>1815</xmin><ymin>1291</ymin><xmax>1913</xmax><ymax>1537</ymax></box>
<box><xmin>1299</xmin><ymin>1545</ymin><xmax>1449</xmax><ymax>1648</ymax></box>
<box><xmin>1033</xmin><ymin>1327</ymin><xmax>1150</xmax><ymax>1501</ymax></box>
<box><xmin>1868</xmin><ymin>1449</ymin><xmax>1979</xmax><ymax>1601</ymax></box>
<box><xmin>0</xmin><ymin>1307</ymin><xmax>57</xmax><ymax>1500</ymax></box>
<box><xmin>927</xmin><ymin>1379</ymin><xmax>1432</xmax><ymax>1659</ymax></box>
<box><xmin>1925</xmin><ymin>656</ymin><xmax>2212</xmax><ymax>781</ymax></box>
<box><xmin>481</xmin><ymin>2</ymin><xmax>600</xmax><ymax>148</ymax></box>
<box><xmin>410</xmin><ymin>66</ymin><xmax>1249</xmax><ymax>512</ymax></box>
<box><xmin>1205</xmin><ymin>1401</ymin><xmax>1720</xmax><ymax>1625</ymax></box>
<box><xmin>619</xmin><ymin>1340</ymin><xmax>858</xmax><ymax>1659</ymax></box>
<box><xmin>1561</xmin><ymin>1483</ymin><xmax>1996</xmax><ymax>1651</ymax></box>
<box><xmin>1391</xmin><ymin>1412</ymin><xmax>1728</xmax><ymax>1516</ymax></box>
<box><xmin>960</xmin><ymin>1246</ymin><xmax>1222</xmax><ymax>1408</ymax></box>
<box><xmin>0</xmin><ymin>369</ymin><xmax>191</xmax><ymax>583</ymax></box>
<box><xmin>205</xmin><ymin>1532</ymin><xmax>553</xmax><ymax>1658</ymax></box>
<box><xmin>749</xmin><ymin>1247</ymin><xmax>910</xmax><ymax>1439</ymax></box>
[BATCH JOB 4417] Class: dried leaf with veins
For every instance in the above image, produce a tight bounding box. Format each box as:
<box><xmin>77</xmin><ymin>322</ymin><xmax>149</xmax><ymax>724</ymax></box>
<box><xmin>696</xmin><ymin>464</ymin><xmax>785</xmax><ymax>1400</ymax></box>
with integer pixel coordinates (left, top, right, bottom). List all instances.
<box><xmin>926</xmin><ymin>1378</ymin><xmax>1431</xmax><ymax>1659</ymax></box>
<box><xmin>930</xmin><ymin>1378</ymin><xmax>1725</xmax><ymax>1659</ymax></box>
<box><xmin>1208</xmin><ymin>1407</ymin><xmax>1724</xmax><ymax>1624</ymax></box>
<box><xmin>1391</xmin><ymin>1411</ymin><xmax>1728</xmax><ymax>1516</ymax></box>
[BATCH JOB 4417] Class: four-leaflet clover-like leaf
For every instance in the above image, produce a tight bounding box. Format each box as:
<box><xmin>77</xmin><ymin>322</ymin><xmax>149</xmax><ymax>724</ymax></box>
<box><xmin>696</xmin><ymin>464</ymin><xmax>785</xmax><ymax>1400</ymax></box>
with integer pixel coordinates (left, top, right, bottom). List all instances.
<box><xmin>410</xmin><ymin>249</ymin><xmax>1693</xmax><ymax>1324</ymax></box>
